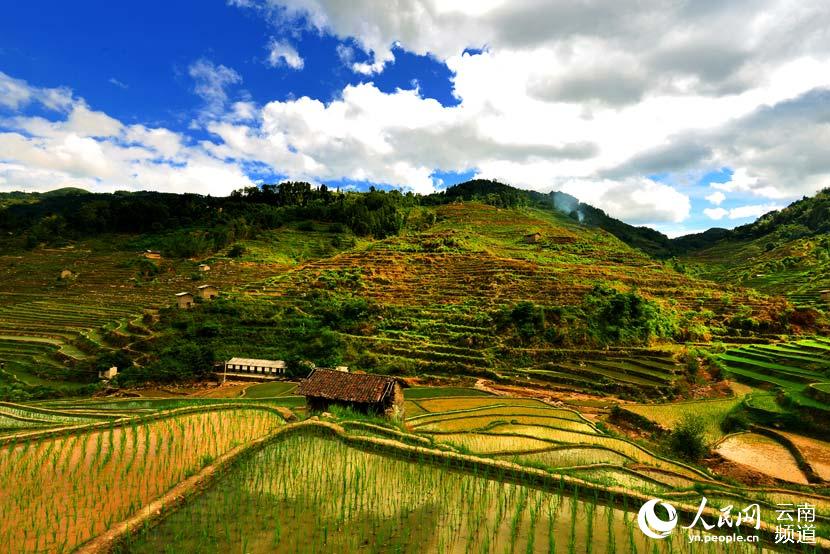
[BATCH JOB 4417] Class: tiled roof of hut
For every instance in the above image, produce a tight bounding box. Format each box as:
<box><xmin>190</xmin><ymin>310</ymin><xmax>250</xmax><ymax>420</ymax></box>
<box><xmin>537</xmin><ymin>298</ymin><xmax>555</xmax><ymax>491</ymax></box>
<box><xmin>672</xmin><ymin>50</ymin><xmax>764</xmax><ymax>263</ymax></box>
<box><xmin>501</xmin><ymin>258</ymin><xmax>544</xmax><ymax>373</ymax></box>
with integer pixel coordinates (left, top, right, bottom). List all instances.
<box><xmin>296</xmin><ymin>369</ymin><xmax>396</xmax><ymax>403</ymax></box>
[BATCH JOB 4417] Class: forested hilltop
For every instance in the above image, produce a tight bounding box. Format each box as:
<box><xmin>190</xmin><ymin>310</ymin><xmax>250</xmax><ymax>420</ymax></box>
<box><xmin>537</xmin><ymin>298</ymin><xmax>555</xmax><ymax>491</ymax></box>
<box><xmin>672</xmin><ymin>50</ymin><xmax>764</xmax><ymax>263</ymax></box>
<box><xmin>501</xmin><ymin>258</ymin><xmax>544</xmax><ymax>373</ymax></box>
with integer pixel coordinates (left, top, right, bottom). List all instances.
<box><xmin>5</xmin><ymin>180</ymin><xmax>827</xmax><ymax>258</ymax></box>
<box><xmin>0</xmin><ymin>179</ymin><xmax>682</xmax><ymax>257</ymax></box>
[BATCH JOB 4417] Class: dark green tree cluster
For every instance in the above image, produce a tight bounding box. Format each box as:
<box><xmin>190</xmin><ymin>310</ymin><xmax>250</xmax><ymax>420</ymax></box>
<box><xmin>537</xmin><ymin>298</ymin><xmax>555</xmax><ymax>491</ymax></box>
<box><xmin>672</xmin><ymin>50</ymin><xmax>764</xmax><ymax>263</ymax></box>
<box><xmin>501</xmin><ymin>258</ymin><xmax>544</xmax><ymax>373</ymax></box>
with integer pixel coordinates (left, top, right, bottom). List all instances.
<box><xmin>1</xmin><ymin>182</ymin><xmax>419</xmax><ymax>251</ymax></box>
<box><xmin>230</xmin><ymin>181</ymin><xmax>332</xmax><ymax>207</ymax></box>
<box><xmin>424</xmin><ymin>179</ymin><xmax>528</xmax><ymax>208</ymax></box>
<box><xmin>735</xmin><ymin>187</ymin><xmax>830</xmax><ymax>239</ymax></box>
<box><xmin>117</xmin><ymin>292</ymin><xmax>382</xmax><ymax>384</ymax></box>
<box><xmin>230</xmin><ymin>182</ymin><xmax>415</xmax><ymax>238</ymax></box>
<box><xmin>495</xmin><ymin>301</ymin><xmax>547</xmax><ymax>343</ymax></box>
<box><xmin>581</xmin><ymin>285</ymin><xmax>678</xmax><ymax>345</ymax></box>
<box><xmin>668</xmin><ymin>413</ymin><xmax>709</xmax><ymax>461</ymax></box>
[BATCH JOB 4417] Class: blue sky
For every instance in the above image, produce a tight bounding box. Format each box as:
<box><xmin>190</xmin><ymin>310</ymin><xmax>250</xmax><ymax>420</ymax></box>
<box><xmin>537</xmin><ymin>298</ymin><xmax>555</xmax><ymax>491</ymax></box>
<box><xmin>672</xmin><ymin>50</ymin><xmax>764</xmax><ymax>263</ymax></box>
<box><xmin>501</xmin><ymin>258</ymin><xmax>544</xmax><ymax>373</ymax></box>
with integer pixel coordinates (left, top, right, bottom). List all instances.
<box><xmin>0</xmin><ymin>2</ymin><xmax>455</xmax><ymax>132</ymax></box>
<box><xmin>2</xmin><ymin>1</ymin><xmax>829</xmax><ymax>236</ymax></box>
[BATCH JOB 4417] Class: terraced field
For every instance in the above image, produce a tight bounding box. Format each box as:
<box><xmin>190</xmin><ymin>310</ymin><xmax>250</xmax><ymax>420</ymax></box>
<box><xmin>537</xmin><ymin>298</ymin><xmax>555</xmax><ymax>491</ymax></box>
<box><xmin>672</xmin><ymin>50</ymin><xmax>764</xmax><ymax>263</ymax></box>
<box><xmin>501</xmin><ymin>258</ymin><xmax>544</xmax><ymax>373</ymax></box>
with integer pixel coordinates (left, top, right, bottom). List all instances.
<box><xmin>681</xmin><ymin>234</ymin><xmax>830</xmax><ymax>310</ymax></box>
<box><xmin>715</xmin><ymin>432</ymin><xmax>809</xmax><ymax>484</ymax></box>
<box><xmin>617</xmin><ymin>380</ymin><xmax>830</xmax><ymax>485</ymax></box>
<box><xmin>0</xmin><ymin>390</ymin><xmax>825</xmax><ymax>552</ymax></box>
<box><xmin>777</xmin><ymin>431</ymin><xmax>830</xmax><ymax>481</ymax></box>
<box><xmin>404</xmin><ymin>386</ymin><xmax>493</xmax><ymax>398</ymax></box>
<box><xmin>34</xmin><ymin>395</ymin><xmax>306</xmax><ymax>413</ymax></box>
<box><xmin>0</xmin><ymin>401</ymin><xmax>119</xmax><ymax>433</ymax></box>
<box><xmin>404</xmin><ymin>392</ymin><xmax>830</xmax><ymax>503</ymax></box>
<box><xmin>621</xmin><ymin>395</ymin><xmax>749</xmax><ymax>441</ymax></box>
<box><xmin>242</xmin><ymin>381</ymin><xmax>298</xmax><ymax>399</ymax></box>
<box><xmin>0</xmin><ymin>240</ymin><xmax>292</xmax><ymax>384</ymax></box>
<box><xmin>407</xmin><ymin>396</ymin><xmax>709</xmax><ymax>485</ymax></box>
<box><xmin>120</xmin><ymin>432</ymin><xmax>761</xmax><ymax>554</ymax></box>
<box><xmin>112</xmin><ymin>418</ymin><xmax>830</xmax><ymax>552</ymax></box>
<box><xmin>1</xmin><ymin>181</ymin><xmax>827</xmax><ymax>552</ymax></box>
<box><xmin>0</xmin><ymin>404</ymin><xmax>285</xmax><ymax>552</ymax></box>
<box><xmin>718</xmin><ymin>337</ymin><xmax>830</xmax><ymax>411</ymax></box>
<box><xmin>502</xmin><ymin>349</ymin><xmax>683</xmax><ymax>396</ymax></box>
<box><xmin>0</xmin><ymin>202</ymin><xmax>799</xmax><ymax>405</ymax></box>
<box><xmin>243</xmin><ymin>203</ymin><xmax>790</xmax><ymax>394</ymax></box>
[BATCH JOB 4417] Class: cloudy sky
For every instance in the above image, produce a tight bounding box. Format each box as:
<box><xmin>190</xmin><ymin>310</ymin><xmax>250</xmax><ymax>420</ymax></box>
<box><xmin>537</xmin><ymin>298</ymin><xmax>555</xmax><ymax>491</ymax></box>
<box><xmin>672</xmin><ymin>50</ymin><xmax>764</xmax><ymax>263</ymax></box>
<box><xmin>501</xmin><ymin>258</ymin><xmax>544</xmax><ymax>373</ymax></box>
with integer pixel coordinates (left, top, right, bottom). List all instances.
<box><xmin>2</xmin><ymin>1</ymin><xmax>829</xmax><ymax>236</ymax></box>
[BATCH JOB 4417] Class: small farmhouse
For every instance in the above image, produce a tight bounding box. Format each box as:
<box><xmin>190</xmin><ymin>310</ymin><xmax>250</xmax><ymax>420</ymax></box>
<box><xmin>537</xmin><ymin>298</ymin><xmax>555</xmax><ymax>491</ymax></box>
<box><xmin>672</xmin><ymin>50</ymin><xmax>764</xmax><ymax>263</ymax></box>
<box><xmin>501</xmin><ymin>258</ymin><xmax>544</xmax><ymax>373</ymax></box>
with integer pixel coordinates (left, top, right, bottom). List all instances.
<box><xmin>143</xmin><ymin>250</ymin><xmax>162</xmax><ymax>260</ymax></box>
<box><xmin>175</xmin><ymin>292</ymin><xmax>194</xmax><ymax>309</ymax></box>
<box><xmin>197</xmin><ymin>284</ymin><xmax>219</xmax><ymax>300</ymax></box>
<box><xmin>224</xmin><ymin>357</ymin><xmax>286</xmax><ymax>376</ymax></box>
<box><xmin>523</xmin><ymin>232</ymin><xmax>542</xmax><ymax>244</ymax></box>
<box><xmin>821</xmin><ymin>290</ymin><xmax>830</xmax><ymax>302</ymax></box>
<box><xmin>297</xmin><ymin>369</ymin><xmax>405</xmax><ymax>417</ymax></box>
<box><xmin>198</xmin><ymin>263</ymin><xmax>211</xmax><ymax>272</ymax></box>
<box><xmin>99</xmin><ymin>366</ymin><xmax>118</xmax><ymax>380</ymax></box>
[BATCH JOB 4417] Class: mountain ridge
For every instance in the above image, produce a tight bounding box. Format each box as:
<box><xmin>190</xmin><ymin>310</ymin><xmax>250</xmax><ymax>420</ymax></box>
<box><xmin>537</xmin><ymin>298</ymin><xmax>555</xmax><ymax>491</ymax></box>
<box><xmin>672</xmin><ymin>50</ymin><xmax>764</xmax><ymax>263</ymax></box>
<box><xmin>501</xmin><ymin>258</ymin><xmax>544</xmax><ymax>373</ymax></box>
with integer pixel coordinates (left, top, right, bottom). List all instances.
<box><xmin>1</xmin><ymin>180</ymin><xmax>828</xmax><ymax>267</ymax></box>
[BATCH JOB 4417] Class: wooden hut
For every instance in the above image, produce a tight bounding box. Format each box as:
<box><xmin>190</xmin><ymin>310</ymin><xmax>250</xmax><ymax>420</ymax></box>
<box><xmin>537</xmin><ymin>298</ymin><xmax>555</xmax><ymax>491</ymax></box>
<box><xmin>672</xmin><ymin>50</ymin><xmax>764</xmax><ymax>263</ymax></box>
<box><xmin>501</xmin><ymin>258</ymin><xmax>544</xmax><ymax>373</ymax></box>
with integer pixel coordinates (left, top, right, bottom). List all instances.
<box><xmin>197</xmin><ymin>284</ymin><xmax>219</xmax><ymax>300</ymax></box>
<box><xmin>523</xmin><ymin>232</ymin><xmax>542</xmax><ymax>244</ymax></box>
<box><xmin>198</xmin><ymin>263</ymin><xmax>211</xmax><ymax>272</ymax></box>
<box><xmin>821</xmin><ymin>290</ymin><xmax>830</xmax><ymax>303</ymax></box>
<box><xmin>143</xmin><ymin>250</ymin><xmax>162</xmax><ymax>260</ymax></box>
<box><xmin>175</xmin><ymin>292</ymin><xmax>194</xmax><ymax>309</ymax></box>
<box><xmin>296</xmin><ymin>369</ymin><xmax>405</xmax><ymax>417</ymax></box>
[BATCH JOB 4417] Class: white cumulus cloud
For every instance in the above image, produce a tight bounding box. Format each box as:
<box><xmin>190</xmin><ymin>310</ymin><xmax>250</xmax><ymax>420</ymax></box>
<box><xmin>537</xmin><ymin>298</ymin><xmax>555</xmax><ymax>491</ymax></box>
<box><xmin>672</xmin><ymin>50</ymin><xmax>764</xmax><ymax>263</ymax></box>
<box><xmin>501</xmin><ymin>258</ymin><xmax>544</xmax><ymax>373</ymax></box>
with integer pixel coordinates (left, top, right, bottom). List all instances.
<box><xmin>217</xmin><ymin>0</ymin><xmax>830</xmax><ymax>228</ymax></box>
<box><xmin>267</xmin><ymin>39</ymin><xmax>304</xmax><ymax>69</ymax></box>
<box><xmin>4</xmin><ymin>0</ymin><xmax>830</xmax><ymax>233</ymax></box>
<box><xmin>705</xmin><ymin>191</ymin><xmax>726</xmax><ymax>205</ymax></box>
<box><xmin>727</xmin><ymin>203</ymin><xmax>784</xmax><ymax>220</ymax></box>
<box><xmin>703</xmin><ymin>207</ymin><xmax>728</xmax><ymax>220</ymax></box>
<box><xmin>0</xmin><ymin>74</ymin><xmax>255</xmax><ymax>196</ymax></box>
<box><xmin>559</xmin><ymin>178</ymin><xmax>691</xmax><ymax>224</ymax></box>
<box><xmin>704</xmin><ymin>203</ymin><xmax>784</xmax><ymax>221</ymax></box>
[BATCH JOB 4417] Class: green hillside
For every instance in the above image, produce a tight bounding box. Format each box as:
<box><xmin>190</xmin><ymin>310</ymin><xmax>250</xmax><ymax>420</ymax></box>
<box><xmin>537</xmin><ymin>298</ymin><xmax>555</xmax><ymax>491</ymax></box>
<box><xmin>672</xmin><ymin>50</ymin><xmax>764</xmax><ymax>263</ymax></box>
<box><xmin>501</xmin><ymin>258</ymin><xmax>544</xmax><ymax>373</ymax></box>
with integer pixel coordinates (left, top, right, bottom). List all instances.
<box><xmin>247</xmin><ymin>202</ymin><xmax>792</xmax><ymax>385</ymax></box>
<box><xmin>1</xmin><ymin>182</ymin><xmax>818</xmax><ymax>403</ymax></box>
<box><xmin>678</xmin><ymin>189</ymin><xmax>830</xmax><ymax>309</ymax></box>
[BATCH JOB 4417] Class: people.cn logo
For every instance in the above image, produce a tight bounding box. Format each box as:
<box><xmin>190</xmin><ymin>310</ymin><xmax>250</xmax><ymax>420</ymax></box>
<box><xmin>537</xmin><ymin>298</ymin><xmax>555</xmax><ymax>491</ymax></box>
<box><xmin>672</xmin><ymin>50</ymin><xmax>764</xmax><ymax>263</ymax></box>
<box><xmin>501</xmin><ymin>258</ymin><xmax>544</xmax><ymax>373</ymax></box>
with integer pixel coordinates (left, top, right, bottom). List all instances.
<box><xmin>637</xmin><ymin>498</ymin><xmax>679</xmax><ymax>539</ymax></box>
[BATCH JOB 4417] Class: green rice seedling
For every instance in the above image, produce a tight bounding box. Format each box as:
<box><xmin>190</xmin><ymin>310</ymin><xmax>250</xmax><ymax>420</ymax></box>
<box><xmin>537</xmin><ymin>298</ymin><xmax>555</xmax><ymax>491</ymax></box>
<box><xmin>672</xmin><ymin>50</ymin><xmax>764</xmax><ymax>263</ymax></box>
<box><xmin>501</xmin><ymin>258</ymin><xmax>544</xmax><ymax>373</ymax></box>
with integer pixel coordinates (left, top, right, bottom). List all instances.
<box><xmin>0</xmin><ymin>407</ymin><xmax>283</xmax><ymax>552</ymax></box>
<box><xmin>120</xmin><ymin>432</ymin><xmax>776</xmax><ymax>554</ymax></box>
